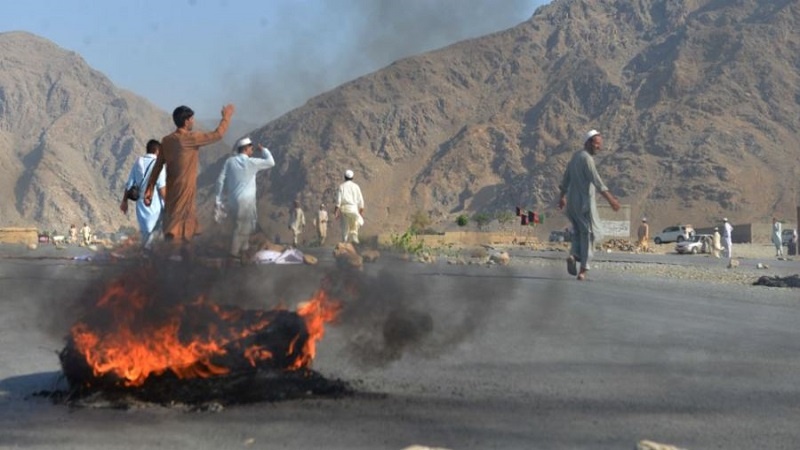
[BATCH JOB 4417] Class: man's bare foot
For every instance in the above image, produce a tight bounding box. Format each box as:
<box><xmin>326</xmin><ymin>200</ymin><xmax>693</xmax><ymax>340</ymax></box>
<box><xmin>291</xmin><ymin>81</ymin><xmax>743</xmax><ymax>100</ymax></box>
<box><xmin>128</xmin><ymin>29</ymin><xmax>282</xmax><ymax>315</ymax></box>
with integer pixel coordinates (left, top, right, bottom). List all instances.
<box><xmin>576</xmin><ymin>271</ymin><xmax>587</xmax><ymax>281</ymax></box>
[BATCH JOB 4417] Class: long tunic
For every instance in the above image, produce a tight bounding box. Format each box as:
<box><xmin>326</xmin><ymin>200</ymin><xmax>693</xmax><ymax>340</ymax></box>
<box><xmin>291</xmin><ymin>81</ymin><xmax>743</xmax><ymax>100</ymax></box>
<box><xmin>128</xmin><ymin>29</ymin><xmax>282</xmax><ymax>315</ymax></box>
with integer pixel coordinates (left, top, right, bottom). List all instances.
<box><xmin>124</xmin><ymin>154</ymin><xmax>166</xmax><ymax>241</ymax></box>
<box><xmin>637</xmin><ymin>223</ymin><xmax>649</xmax><ymax>240</ymax></box>
<box><xmin>214</xmin><ymin>147</ymin><xmax>275</xmax><ymax>232</ymax></box>
<box><xmin>335</xmin><ymin>180</ymin><xmax>365</xmax><ymax>214</ymax></box>
<box><xmin>146</xmin><ymin>117</ymin><xmax>230</xmax><ymax>240</ymax></box>
<box><xmin>772</xmin><ymin>221</ymin><xmax>783</xmax><ymax>246</ymax></box>
<box><xmin>558</xmin><ymin>150</ymin><xmax>609</xmax><ymax>239</ymax></box>
<box><xmin>290</xmin><ymin>208</ymin><xmax>306</xmax><ymax>233</ymax></box>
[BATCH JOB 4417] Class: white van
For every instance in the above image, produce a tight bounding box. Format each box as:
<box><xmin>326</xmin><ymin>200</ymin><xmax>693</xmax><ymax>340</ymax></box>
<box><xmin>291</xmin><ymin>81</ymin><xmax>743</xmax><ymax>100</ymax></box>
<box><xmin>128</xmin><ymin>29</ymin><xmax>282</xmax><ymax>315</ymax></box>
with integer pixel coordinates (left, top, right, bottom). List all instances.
<box><xmin>654</xmin><ymin>225</ymin><xmax>695</xmax><ymax>245</ymax></box>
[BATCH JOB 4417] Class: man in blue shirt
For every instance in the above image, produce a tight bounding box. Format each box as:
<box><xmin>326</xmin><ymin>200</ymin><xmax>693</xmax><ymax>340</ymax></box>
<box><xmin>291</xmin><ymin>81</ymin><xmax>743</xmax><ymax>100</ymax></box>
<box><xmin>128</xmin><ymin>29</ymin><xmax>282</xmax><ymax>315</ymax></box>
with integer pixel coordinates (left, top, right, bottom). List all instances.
<box><xmin>214</xmin><ymin>137</ymin><xmax>275</xmax><ymax>262</ymax></box>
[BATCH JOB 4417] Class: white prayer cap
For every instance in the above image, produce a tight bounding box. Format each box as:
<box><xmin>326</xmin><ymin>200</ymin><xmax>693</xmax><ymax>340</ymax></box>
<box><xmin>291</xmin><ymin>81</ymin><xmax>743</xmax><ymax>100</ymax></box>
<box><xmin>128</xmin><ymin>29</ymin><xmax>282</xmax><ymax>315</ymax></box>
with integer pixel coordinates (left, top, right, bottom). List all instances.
<box><xmin>723</xmin><ymin>217</ymin><xmax>728</xmax><ymax>222</ymax></box>
<box><xmin>585</xmin><ymin>129</ymin><xmax>600</xmax><ymax>142</ymax></box>
<box><xmin>235</xmin><ymin>137</ymin><xmax>253</xmax><ymax>149</ymax></box>
<box><xmin>642</xmin><ymin>217</ymin><xmax>647</xmax><ymax>222</ymax></box>
<box><xmin>345</xmin><ymin>169</ymin><xmax>354</xmax><ymax>179</ymax></box>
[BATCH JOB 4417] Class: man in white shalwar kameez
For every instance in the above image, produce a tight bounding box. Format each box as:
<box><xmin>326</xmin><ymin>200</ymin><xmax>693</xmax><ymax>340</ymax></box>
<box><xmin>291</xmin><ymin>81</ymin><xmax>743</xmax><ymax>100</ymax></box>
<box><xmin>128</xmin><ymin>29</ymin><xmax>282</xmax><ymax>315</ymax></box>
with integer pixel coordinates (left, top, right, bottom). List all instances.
<box><xmin>215</xmin><ymin>137</ymin><xmax>275</xmax><ymax>260</ymax></box>
<box><xmin>120</xmin><ymin>139</ymin><xmax>166</xmax><ymax>251</ymax></box>
<box><xmin>772</xmin><ymin>217</ymin><xmax>783</xmax><ymax>258</ymax></box>
<box><xmin>558</xmin><ymin>130</ymin><xmax>621</xmax><ymax>280</ymax></box>
<box><xmin>334</xmin><ymin>169</ymin><xmax>365</xmax><ymax>244</ymax></box>
<box><xmin>722</xmin><ymin>217</ymin><xmax>734</xmax><ymax>260</ymax></box>
<box><xmin>289</xmin><ymin>200</ymin><xmax>306</xmax><ymax>246</ymax></box>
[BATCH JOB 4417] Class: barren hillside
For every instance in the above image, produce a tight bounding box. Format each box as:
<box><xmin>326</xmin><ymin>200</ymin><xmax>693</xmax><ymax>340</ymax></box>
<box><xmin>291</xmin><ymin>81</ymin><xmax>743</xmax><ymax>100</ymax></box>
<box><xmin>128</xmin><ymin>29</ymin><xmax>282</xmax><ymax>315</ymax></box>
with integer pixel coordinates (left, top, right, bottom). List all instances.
<box><xmin>239</xmin><ymin>0</ymin><xmax>800</xmax><ymax>238</ymax></box>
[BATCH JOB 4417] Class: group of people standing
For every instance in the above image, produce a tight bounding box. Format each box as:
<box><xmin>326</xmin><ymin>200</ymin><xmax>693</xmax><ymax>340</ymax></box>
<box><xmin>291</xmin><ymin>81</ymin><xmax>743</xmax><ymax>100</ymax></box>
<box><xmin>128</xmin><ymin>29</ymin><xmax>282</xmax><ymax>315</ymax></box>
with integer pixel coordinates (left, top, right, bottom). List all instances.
<box><xmin>120</xmin><ymin>103</ymin><xmax>366</xmax><ymax>264</ymax></box>
<box><xmin>64</xmin><ymin>223</ymin><xmax>92</xmax><ymax>246</ymax></box>
<box><xmin>284</xmin><ymin>171</ymin><xmax>364</xmax><ymax>248</ymax></box>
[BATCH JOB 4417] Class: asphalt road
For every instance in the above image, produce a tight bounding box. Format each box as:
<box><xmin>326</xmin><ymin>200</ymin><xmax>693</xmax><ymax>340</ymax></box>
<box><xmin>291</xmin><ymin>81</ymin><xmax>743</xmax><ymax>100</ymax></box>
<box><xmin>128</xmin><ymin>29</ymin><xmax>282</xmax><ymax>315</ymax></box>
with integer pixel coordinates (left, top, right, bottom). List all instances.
<box><xmin>1</xmin><ymin>250</ymin><xmax>799</xmax><ymax>449</ymax></box>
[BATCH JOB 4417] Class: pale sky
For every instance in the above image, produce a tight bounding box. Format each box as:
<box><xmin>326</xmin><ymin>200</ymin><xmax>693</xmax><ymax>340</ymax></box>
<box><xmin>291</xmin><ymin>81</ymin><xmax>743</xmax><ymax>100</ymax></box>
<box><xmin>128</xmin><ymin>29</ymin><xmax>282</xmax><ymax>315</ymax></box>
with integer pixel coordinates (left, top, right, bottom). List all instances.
<box><xmin>1</xmin><ymin>0</ymin><xmax>547</xmax><ymax>123</ymax></box>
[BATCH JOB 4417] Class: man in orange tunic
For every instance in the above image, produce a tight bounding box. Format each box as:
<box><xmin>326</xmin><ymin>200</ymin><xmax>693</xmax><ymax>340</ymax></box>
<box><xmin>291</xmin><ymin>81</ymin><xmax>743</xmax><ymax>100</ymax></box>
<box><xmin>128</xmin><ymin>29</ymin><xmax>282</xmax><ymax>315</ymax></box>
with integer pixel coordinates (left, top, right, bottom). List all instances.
<box><xmin>144</xmin><ymin>104</ymin><xmax>235</xmax><ymax>259</ymax></box>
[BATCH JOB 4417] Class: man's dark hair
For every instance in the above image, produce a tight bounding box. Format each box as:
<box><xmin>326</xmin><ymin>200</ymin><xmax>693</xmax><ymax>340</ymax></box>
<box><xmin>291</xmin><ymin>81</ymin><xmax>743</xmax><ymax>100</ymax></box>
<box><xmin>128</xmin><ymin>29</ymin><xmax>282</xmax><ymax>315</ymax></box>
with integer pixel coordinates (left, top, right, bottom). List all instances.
<box><xmin>172</xmin><ymin>105</ymin><xmax>194</xmax><ymax>128</ymax></box>
<box><xmin>146</xmin><ymin>139</ymin><xmax>161</xmax><ymax>154</ymax></box>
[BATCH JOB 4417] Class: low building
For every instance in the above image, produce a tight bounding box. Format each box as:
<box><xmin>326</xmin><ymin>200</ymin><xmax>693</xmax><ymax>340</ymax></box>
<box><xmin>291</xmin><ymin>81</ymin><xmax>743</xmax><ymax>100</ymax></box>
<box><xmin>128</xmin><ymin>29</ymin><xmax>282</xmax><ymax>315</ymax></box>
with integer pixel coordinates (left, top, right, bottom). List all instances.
<box><xmin>0</xmin><ymin>227</ymin><xmax>39</xmax><ymax>246</ymax></box>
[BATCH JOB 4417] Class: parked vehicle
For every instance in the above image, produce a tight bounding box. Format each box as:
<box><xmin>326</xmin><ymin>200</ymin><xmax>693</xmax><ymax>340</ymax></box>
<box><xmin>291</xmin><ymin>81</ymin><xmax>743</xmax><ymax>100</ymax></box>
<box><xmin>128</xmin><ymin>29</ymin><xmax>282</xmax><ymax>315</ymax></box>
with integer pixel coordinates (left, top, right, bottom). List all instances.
<box><xmin>654</xmin><ymin>225</ymin><xmax>695</xmax><ymax>245</ymax></box>
<box><xmin>675</xmin><ymin>234</ymin><xmax>712</xmax><ymax>254</ymax></box>
<box><xmin>781</xmin><ymin>228</ymin><xmax>796</xmax><ymax>246</ymax></box>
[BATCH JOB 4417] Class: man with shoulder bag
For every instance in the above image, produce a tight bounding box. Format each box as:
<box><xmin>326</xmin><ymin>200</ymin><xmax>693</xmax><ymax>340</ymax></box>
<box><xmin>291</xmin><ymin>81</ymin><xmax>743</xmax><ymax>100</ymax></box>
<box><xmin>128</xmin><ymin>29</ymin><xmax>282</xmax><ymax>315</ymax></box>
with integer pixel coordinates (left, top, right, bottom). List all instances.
<box><xmin>121</xmin><ymin>139</ymin><xmax>166</xmax><ymax>252</ymax></box>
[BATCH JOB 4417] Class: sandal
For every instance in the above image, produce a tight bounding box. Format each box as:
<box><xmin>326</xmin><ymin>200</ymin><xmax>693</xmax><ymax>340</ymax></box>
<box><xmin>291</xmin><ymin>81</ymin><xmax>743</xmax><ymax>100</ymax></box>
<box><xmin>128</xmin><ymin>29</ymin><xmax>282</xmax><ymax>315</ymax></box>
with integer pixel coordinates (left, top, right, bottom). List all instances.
<box><xmin>566</xmin><ymin>255</ymin><xmax>577</xmax><ymax>276</ymax></box>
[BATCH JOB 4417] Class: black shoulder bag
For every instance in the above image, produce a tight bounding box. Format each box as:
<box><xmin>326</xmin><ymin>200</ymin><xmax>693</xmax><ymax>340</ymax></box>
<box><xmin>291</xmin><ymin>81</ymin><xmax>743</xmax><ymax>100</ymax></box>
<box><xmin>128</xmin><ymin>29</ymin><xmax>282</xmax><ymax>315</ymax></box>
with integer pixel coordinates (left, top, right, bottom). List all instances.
<box><xmin>126</xmin><ymin>159</ymin><xmax>156</xmax><ymax>201</ymax></box>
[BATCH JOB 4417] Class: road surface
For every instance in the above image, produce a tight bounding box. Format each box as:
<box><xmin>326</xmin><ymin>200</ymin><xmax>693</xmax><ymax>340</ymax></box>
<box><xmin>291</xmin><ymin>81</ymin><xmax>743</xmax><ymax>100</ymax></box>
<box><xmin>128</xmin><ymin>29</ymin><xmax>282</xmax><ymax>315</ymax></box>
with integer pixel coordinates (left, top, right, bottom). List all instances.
<box><xmin>1</xmin><ymin>248</ymin><xmax>798</xmax><ymax>449</ymax></box>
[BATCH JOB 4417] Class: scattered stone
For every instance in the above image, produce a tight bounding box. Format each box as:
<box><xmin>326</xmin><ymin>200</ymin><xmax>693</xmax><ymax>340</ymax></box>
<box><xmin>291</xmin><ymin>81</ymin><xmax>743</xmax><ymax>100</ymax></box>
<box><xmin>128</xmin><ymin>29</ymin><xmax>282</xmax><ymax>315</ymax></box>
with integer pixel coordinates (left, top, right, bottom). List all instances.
<box><xmin>402</xmin><ymin>446</ymin><xmax>452</xmax><ymax>450</ymax></box>
<box><xmin>361</xmin><ymin>249</ymin><xmax>380</xmax><ymax>262</ymax></box>
<box><xmin>636</xmin><ymin>440</ymin><xmax>686</xmax><ymax>450</ymax></box>
<box><xmin>333</xmin><ymin>242</ymin><xmax>362</xmax><ymax>270</ymax></box>
<box><xmin>303</xmin><ymin>254</ymin><xmax>318</xmax><ymax>265</ymax></box>
<box><xmin>489</xmin><ymin>251</ymin><xmax>510</xmax><ymax>266</ymax></box>
<box><xmin>600</xmin><ymin>238</ymin><xmax>639</xmax><ymax>252</ymax></box>
<box><xmin>416</xmin><ymin>251</ymin><xmax>436</xmax><ymax>264</ymax></box>
<box><xmin>470</xmin><ymin>247</ymin><xmax>488</xmax><ymax>259</ymax></box>
<box><xmin>27</xmin><ymin>243</ymin><xmax>37</xmax><ymax>250</ymax></box>
<box><xmin>728</xmin><ymin>259</ymin><xmax>740</xmax><ymax>269</ymax></box>
<box><xmin>756</xmin><ymin>262</ymin><xmax>769</xmax><ymax>269</ymax></box>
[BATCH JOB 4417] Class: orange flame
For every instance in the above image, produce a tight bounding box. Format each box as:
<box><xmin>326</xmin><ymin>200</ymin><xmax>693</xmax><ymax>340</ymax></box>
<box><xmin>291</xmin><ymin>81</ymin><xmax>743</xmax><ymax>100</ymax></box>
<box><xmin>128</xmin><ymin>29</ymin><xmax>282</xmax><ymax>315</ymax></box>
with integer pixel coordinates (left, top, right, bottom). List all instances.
<box><xmin>69</xmin><ymin>278</ymin><xmax>341</xmax><ymax>387</ymax></box>
<box><xmin>292</xmin><ymin>289</ymin><xmax>343</xmax><ymax>370</ymax></box>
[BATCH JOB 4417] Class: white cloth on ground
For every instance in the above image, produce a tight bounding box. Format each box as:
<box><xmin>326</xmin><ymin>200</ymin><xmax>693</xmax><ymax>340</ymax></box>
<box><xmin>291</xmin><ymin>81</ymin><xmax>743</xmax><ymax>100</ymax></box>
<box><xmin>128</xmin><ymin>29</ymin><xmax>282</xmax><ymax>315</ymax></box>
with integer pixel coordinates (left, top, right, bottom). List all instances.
<box><xmin>252</xmin><ymin>248</ymin><xmax>305</xmax><ymax>264</ymax></box>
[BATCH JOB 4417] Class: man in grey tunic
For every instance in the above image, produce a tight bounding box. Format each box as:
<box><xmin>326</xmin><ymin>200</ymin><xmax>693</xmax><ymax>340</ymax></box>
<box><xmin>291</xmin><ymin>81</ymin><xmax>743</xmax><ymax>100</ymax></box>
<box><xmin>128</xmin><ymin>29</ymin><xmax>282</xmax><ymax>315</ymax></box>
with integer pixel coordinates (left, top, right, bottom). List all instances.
<box><xmin>558</xmin><ymin>129</ymin><xmax>621</xmax><ymax>280</ymax></box>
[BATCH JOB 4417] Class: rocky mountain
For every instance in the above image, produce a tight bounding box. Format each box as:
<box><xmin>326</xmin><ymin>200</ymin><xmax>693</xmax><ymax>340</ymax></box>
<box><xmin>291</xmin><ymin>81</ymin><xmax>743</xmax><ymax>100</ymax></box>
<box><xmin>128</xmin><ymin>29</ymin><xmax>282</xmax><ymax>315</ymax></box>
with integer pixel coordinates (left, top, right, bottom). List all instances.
<box><xmin>0</xmin><ymin>31</ymin><xmax>228</xmax><ymax>234</ymax></box>
<box><xmin>3</xmin><ymin>0</ymin><xmax>800</xmax><ymax>241</ymax></box>
<box><xmin>240</xmin><ymin>0</ymin><xmax>799</xmax><ymax>239</ymax></box>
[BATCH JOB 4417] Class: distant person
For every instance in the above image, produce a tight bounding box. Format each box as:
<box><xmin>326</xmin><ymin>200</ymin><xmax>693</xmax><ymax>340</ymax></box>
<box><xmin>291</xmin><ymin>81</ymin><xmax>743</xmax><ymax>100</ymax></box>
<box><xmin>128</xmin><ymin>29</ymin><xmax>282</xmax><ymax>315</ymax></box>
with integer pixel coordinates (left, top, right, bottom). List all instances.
<box><xmin>289</xmin><ymin>200</ymin><xmax>306</xmax><ymax>247</ymax></box>
<box><xmin>314</xmin><ymin>203</ymin><xmax>329</xmax><ymax>245</ymax></box>
<box><xmin>334</xmin><ymin>169</ymin><xmax>365</xmax><ymax>244</ymax></box>
<box><xmin>636</xmin><ymin>217</ymin><xmax>649</xmax><ymax>253</ymax></box>
<box><xmin>214</xmin><ymin>137</ymin><xmax>275</xmax><ymax>263</ymax></box>
<box><xmin>80</xmin><ymin>223</ymin><xmax>92</xmax><ymax>246</ymax></box>
<box><xmin>68</xmin><ymin>224</ymin><xmax>78</xmax><ymax>245</ymax></box>
<box><xmin>712</xmin><ymin>227</ymin><xmax>722</xmax><ymax>258</ymax></box>
<box><xmin>772</xmin><ymin>217</ymin><xmax>783</xmax><ymax>258</ymax></box>
<box><xmin>558</xmin><ymin>129</ymin><xmax>621</xmax><ymax>281</ymax></box>
<box><xmin>120</xmin><ymin>139</ymin><xmax>166</xmax><ymax>253</ymax></box>
<box><xmin>144</xmin><ymin>104</ymin><xmax>235</xmax><ymax>261</ymax></box>
<box><xmin>722</xmin><ymin>217</ymin><xmax>734</xmax><ymax>260</ymax></box>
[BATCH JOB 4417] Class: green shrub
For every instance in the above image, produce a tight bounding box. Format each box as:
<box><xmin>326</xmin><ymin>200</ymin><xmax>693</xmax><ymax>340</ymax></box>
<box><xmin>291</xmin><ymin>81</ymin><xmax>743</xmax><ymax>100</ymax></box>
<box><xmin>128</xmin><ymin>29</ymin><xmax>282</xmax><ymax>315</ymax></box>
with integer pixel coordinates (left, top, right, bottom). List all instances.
<box><xmin>495</xmin><ymin>211</ymin><xmax>515</xmax><ymax>228</ymax></box>
<box><xmin>389</xmin><ymin>229</ymin><xmax>426</xmax><ymax>255</ymax></box>
<box><xmin>410</xmin><ymin>210</ymin><xmax>431</xmax><ymax>234</ymax></box>
<box><xmin>472</xmin><ymin>212</ymin><xmax>491</xmax><ymax>230</ymax></box>
<box><xmin>456</xmin><ymin>214</ymin><xmax>469</xmax><ymax>227</ymax></box>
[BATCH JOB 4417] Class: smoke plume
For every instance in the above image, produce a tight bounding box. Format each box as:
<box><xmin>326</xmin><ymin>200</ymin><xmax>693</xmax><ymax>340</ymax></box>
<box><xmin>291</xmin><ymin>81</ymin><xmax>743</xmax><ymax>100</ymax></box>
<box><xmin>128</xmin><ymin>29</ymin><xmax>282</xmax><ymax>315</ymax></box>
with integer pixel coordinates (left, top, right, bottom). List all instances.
<box><xmin>217</xmin><ymin>0</ymin><xmax>539</xmax><ymax>124</ymax></box>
